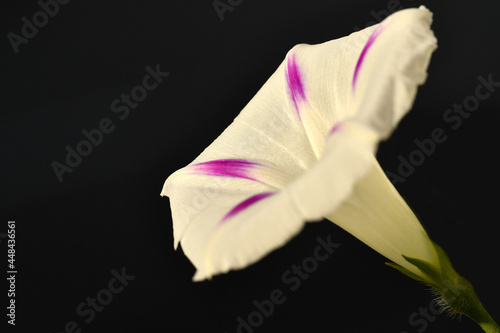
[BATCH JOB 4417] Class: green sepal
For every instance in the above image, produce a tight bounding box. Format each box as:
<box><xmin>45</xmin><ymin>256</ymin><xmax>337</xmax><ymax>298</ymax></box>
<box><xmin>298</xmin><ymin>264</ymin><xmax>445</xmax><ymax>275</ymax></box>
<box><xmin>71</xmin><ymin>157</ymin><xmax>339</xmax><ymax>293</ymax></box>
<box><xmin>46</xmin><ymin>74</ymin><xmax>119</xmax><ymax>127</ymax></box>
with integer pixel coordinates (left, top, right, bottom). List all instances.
<box><xmin>401</xmin><ymin>254</ymin><xmax>442</xmax><ymax>285</ymax></box>
<box><xmin>432</xmin><ymin>242</ymin><xmax>459</xmax><ymax>282</ymax></box>
<box><xmin>385</xmin><ymin>260</ymin><xmax>440</xmax><ymax>291</ymax></box>
<box><xmin>385</xmin><ymin>261</ymin><xmax>426</xmax><ymax>283</ymax></box>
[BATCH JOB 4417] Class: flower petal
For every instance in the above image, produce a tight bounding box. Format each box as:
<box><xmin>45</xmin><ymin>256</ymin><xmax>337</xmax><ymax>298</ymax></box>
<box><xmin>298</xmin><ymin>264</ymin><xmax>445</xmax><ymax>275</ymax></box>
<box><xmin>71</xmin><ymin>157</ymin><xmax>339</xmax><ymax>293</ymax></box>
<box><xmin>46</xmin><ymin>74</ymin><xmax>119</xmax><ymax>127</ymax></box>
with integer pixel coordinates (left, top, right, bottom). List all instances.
<box><xmin>163</xmin><ymin>158</ymin><xmax>293</xmax><ymax>250</ymax></box>
<box><xmin>286</xmin><ymin>121</ymin><xmax>379</xmax><ymax>221</ymax></box>
<box><xmin>220</xmin><ymin>191</ymin><xmax>275</xmax><ymax>224</ymax></box>
<box><xmin>352</xmin><ymin>20</ymin><xmax>391</xmax><ymax>91</ymax></box>
<box><xmin>189</xmin><ymin>190</ymin><xmax>305</xmax><ymax>281</ymax></box>
<box><xmin>184</xmin><ymin>159</ymin><xmax>291</xmax><ymax>187</ymax></box>
<box><xmin>324</xmin><ymin>160</ymin><xmax>440</xmax><ymax>277</ymax></box>
<box><xmin>351</xmin><ymin>6</ymin><xmax>437</xmax><ymax>140</ymax></box>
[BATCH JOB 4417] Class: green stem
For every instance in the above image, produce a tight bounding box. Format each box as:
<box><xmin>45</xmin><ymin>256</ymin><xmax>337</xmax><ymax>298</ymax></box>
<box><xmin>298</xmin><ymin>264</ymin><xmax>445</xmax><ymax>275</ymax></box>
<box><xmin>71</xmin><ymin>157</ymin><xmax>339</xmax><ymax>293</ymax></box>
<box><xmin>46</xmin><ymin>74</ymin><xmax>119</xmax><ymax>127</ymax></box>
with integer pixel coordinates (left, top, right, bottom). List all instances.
<box><xmin>441</xmin><ymin>276</ymin><xmax>500</xmax><ymax>333</ymax></box>
<box><xmin>387</xmin><ymin>241</ymin><xmax>499</xmax><ymax>333</ymax></box>
<box><xmin>480</xmin><ymin>322</ymin><xmax>500</xmax><ymax>333</ymax></box>
<box><xmin>471</xmin><ymin>299</ymin><xmax>500</xmax><ymax>333</ymax></box>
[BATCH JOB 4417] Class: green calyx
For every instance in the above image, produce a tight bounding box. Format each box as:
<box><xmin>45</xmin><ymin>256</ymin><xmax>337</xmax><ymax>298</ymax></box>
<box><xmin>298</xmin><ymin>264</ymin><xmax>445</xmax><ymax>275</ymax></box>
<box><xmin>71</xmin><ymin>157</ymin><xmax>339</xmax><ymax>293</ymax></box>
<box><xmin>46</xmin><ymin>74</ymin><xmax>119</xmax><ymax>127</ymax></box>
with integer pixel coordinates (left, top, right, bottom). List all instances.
<box><xmin>386</xmin><ymin>241</ymin><xmax>499</xmax><ymax>333</ymax></box>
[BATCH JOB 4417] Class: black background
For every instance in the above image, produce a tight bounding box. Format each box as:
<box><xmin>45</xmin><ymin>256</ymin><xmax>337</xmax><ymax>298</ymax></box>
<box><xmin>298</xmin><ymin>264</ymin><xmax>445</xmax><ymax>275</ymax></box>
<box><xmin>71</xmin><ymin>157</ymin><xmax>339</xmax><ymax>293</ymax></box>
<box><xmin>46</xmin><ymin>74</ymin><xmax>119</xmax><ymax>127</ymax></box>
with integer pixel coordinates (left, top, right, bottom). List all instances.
<box><xmin>2</xmin><ymin>1</ymin><xmax>500</xmax><ymax>332</ymax></box>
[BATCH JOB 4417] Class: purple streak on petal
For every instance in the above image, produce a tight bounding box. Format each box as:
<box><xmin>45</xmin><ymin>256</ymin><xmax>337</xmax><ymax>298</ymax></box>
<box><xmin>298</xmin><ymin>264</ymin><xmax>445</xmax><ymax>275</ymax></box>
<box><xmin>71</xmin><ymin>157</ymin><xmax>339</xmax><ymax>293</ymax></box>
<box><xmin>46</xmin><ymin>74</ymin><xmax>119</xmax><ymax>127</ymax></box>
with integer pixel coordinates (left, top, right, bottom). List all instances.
<box><xmin>220</xmin><ymin>192</ymin><xmax>275</xmax><ymax>224</ymax></box>
<box><xmin>327</xmin><ymin>122</ymin><xmax>343</xmax><ymax>138</ymax></box>
<box><xmin>352</xmin><ymin>21</ymin><xmax>391</xmax><ymax>92</ymax></box>
<box><xmin>286</xmin><ymin>53</ymin><xmax>306</xmax><ymax>120</ymax></box>
<box><xmin>187</xmin><ymin>159</ymin><xmax>260</xmax><ymax>182</ymax></box>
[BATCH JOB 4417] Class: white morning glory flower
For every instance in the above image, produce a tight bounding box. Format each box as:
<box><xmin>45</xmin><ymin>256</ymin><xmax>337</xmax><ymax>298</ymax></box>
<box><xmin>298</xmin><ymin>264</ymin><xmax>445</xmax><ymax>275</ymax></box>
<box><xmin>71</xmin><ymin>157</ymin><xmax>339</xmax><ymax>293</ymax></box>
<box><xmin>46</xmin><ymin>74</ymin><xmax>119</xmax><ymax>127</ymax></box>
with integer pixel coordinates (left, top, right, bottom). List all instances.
<box><xmin>162</xmin><ymin>7</ymin><xmax>498</xmax><ymax>332</ymax></box>
<box><xmin>163</xmin><ymin>6</ymin><xmax>436</xmax><ymax>282</ymax></box>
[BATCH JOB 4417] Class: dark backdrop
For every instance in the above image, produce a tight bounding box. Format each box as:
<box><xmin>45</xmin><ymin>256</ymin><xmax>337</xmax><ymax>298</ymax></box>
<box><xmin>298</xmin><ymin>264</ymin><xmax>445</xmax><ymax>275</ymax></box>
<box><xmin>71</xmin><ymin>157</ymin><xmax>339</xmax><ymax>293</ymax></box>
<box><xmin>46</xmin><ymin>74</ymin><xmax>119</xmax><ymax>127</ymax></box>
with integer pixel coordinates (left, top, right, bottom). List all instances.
<box><xmin>2</xmin><ymin>1</ymin><xmax>499</xmax><ymax>332</ymax></box>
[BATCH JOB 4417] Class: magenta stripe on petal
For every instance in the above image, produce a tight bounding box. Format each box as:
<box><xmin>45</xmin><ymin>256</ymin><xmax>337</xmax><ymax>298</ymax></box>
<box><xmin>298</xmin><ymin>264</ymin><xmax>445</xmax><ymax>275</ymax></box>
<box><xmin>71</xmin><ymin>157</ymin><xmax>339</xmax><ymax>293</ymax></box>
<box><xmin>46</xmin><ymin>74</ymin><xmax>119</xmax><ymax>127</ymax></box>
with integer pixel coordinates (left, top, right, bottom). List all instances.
<box><xmin>327</xmin><ymin>122</ymin><xmax>343</xmax><ymax>138</ymax></box>
<box><xmin>187</xmin><ymin>159</ymin><xmax>260</xmax><ymax>181</ymax></box>
<box><xmin>286</xmin><ymin>53</ymin><xmax>306</xmax><ymax>119</ymax></box>
<box><xmin>352</xmin><ymin>21</ymin><xmax>391</xmax><ymax>92</ymax></box>
<box><xmin>220</xmin><ymin>192</ymin><xmax>275</xmax><ymax>224</ymax></box>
